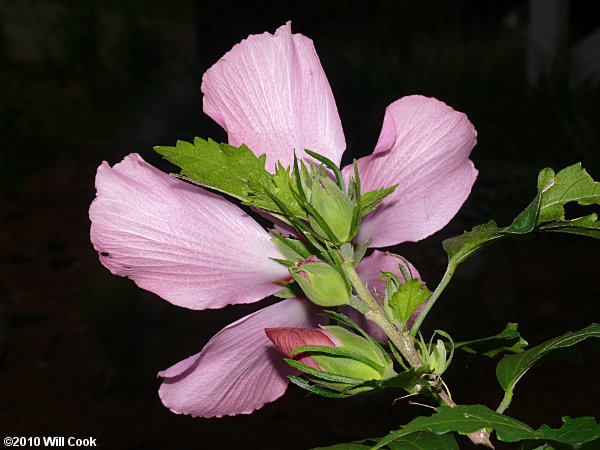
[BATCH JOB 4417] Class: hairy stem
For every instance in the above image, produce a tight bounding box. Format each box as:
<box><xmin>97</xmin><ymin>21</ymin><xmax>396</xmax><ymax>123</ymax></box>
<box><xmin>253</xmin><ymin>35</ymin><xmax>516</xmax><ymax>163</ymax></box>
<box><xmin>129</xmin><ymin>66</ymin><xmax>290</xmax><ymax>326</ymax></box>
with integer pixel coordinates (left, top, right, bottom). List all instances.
<box><xmin>341</xmin><ymin>258</ymin><xmax>423</xmax><ymax>368</ymax></box>
<box><xmin>409</xmin><ymin>262</ymin><xmax>457</xmax><ymax>336</ymax></box>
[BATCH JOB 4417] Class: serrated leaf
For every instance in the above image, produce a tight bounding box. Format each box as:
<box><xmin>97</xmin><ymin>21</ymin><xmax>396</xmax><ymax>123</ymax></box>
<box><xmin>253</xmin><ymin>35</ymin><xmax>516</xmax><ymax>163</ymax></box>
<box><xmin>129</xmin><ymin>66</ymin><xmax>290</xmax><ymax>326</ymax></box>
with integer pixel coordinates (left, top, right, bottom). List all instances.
<box><xmin>538</xmin><ymin>214</ymin><xmax>600</xmax><ymax>239</ymax></box>
<box><xmin>374</xmin><ymin>405</ymin><xmax>539</xmax><ymax>448</ymax></box>
<box><xmin>537</xmin><ymin>163</ymin><xmax>600</xmax><ymax>224</ymax></box>
<box><xmin>455</xmin><ymin>323</ymin><xmax>528</xmax><ymax>357</ymax></box>
<box><xmin>442</xmin><ymin>221</ymin><xmax>505</xmax><ymax>265</ymax></box>
<box><xmin>443</xmin><ymin>164</ymin><xmax>600</xmax><ymax>268</ymax></box>
<box><xmin>155</xmin><ymin>139</ymin><xmax>306</xmax><ymax>220</ymax></box>
<box><xmin>155</xmin><ymin>138</ymin><xmax>271</xmax><ymax>201</ymax></box>
<box><xmin>360</xmin><ymin>185</ymin><xmax>398</xmax><ymax>216</ymax></box>
<box><xmin>520</xmin><ymin>417</ymin><xmax>600</xmax><ymax>449</ymax></box>
<box><xmin>274</xmin><ymin>284</ymin><xmax>304</xmax><ymax>299</ymax></box>
<box><xmin>246</xmin><ymin>163</ymin><xmax>307</xmax><ymax>218</ymax></box>
<box><xmin>496</xmin><ymin>324</ymin><xmax>600</xmax><ymax>399</ymax></box>
<box><xmin>388</xmin><ymin>279</ymin><xmax>431</xmax><ymax>324</ymax></box>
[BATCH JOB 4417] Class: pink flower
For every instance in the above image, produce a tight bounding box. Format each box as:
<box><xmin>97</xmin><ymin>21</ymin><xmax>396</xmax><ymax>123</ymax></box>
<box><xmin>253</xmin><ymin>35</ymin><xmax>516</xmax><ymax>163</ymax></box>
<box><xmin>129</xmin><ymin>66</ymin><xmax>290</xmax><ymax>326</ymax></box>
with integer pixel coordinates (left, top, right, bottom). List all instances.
<box><xmin>89</xmin><ymin>22</ymin><xmax>476</xmax><ymax>418</ymax></box>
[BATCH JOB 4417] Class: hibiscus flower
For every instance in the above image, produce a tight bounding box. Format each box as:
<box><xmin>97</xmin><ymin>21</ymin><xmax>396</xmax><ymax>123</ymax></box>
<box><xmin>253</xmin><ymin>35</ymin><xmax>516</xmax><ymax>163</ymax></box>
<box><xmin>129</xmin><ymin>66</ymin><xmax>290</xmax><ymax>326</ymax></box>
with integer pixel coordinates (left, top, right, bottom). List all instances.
<box><xmin>89</xmin><ymin>22</ymin><xmax>476</xmax><ymax>418</ymax></box>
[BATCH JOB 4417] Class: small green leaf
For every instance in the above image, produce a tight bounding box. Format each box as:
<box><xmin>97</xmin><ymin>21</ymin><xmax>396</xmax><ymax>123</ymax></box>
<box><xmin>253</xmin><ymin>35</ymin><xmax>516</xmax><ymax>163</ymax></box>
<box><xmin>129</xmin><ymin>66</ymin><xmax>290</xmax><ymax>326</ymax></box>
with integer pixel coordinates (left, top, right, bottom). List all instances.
<box><xmin>360</xmin><ymin>185</ymin><xmax>398</xmax><ymax>216</ymax></box>
<box><xmin>496</xmin><ymin>324</ymin><xmax>600</xmax><ymax>411</ymax></box>
<box><xmin>537</xmin><ymin>163</ymin><xmax>600</xmax><ymax>224</ymax></box>
<box><xmin>455</xmin><ymin>323</ymin><xmax>528</xmax><ymax>357</ymax></box>
<box><xmin>388</xmin><ymin>279</ymin><xmax>431</xmax><ymax>324</ymax></box>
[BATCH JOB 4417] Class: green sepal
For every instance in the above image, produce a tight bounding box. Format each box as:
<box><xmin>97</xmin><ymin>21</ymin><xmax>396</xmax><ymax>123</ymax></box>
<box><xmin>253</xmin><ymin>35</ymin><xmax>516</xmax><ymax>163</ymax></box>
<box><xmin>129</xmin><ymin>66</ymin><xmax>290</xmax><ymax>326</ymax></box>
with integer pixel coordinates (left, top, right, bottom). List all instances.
<box><xmin>323</xmin><ymin>309</ymin><xmax>392</xmax><ymax>366</ymax></box>
<box><xmin>284</xmin><ymin>358</ymin><xmax>366</xmax><ymax>384</ymax></box>
<box><xmin>271</xmin><ymin>233</ymin><xmax>314</xmax><ymax>262</ymax></box>
<box><xmin>287</xmin><ymin>375</ymin><xmax>351</xmax><ymax>398</ymax></box>
<box><xmin>269</xmin><ymin>257</ymin><xmax>294</xmax><ymax>267</ymax></box>
<box><xmin>274</xmin><ymin>283</ymin><xmax>304</xmax><ymax>299</ymax></box>
<box><xmin>360</xmin><ymin>184</ymin><xmax>398</xmax><ymax>216</ymax></box>
<box><xmin>304</xmin><ymin>149</ymin><xmax>345</xmax><ymax>191</ymax></box>
<box><xmin>292</xmin><ymin>344</ymin><xmax>386</xmax><ymax>375</ymax></box>
<box><xmin>353</xmin><ymin>239</ymin><xmax>370</xmax><ymax>266</ymax></box>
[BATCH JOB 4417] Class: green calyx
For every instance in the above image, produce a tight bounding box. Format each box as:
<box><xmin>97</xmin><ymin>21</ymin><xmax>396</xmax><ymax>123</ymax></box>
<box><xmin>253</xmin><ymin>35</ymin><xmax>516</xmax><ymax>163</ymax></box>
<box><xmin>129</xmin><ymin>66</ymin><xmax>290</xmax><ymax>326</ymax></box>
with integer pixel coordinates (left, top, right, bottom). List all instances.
<box><xmin>289</xmin><ymin>258</ymin><xmax>351</xmax><ymax>307</ymax></box>
<box><xmin>307</xmin><ymin>176</ymin><xmax>357</xmax><ymax>245</ymax></box>
<box><xmin>291</xmin><ymin>325</ymin><xmax>396</xmax><ymax>394</ymax></box>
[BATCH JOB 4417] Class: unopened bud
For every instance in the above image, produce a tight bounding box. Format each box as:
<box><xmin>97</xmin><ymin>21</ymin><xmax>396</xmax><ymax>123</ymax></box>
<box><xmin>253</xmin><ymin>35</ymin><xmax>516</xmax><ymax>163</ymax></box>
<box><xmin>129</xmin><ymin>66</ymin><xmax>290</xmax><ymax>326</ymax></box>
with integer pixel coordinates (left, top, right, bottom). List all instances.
<box><xmin>289</xmin><ymin>257</ymin><xmax>351</xmax><ymax>307</ymax></box>
<box><xmin>308</xmin><ymin>177</ymin><xmax>356</xmax><ymax>244</ymax></box>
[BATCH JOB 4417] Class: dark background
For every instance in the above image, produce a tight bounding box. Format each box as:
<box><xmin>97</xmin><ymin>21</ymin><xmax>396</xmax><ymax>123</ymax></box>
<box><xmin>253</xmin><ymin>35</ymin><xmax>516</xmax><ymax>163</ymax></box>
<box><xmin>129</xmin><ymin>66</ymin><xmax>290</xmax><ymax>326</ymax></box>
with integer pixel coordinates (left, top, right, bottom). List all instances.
<box><xmin>1</xmin><ymin>0</ymin><xmax>599</xmax><ymax>448</ymax></box>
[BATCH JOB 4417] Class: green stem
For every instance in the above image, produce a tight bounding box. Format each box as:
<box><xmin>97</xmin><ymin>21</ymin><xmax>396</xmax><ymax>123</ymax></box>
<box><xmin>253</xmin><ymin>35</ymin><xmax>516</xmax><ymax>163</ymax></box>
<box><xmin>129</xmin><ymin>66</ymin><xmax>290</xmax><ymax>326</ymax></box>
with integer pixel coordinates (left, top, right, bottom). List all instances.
<box><xmin>409</xmin><ymin>262</ymin><xmax>457</xmax><ymax>337</ymax></box>
<box><xmin>341</xmin><ymin>259</ymin><xmax>423</xmax><ymax>368</ymax></box>
<box><xmin>496</xmin><ymin>389</ymin><xmax>513</xmax><ymax>414</ymax></box>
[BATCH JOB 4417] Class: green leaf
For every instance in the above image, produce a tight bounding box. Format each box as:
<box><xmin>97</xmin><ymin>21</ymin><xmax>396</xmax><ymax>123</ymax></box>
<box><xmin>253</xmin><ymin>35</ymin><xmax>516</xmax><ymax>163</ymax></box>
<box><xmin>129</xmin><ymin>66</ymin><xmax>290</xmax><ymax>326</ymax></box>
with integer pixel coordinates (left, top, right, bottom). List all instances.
<box><xmin>155</xmin><ymin>138</ymin><xmax>271</xmax><ymax>202</ymax></box>
<box><xmin>537</xmin><ymin>163</ymin><xmax>600</xmax><ymax>224</ymax></box>
<box><xmin>442</xmin><ymin>221</ymin><xmax>505</xmax><ymax>266</ymax></box>
<box><xmin>313</xmin><ymin>432</ymin><xmax>459</xmax><ymax>450</ymax></box>
<box><xmin>496</xmin><ymin>324</ymin><xmax>600</xmax><ymax>410</ymax></box>
<box><xmin>247</xmin><ymin>162</ymin><xmax>307</xmax><ymax>218</ymax></box>
<box><xmin>374</xmin><ymin>405</ymin><xmax>539</xmax><ymax>448</ymax></box>
<box><xmin>155</xmin><ymin>139</ymin><xmax>306</xmax><ymax>220</ymax></box>
<box><xmin>538</xmin><ymin>214</ymin><xmax>600</xmax><ymax>239</ymax></box>
<box><xmin>443</xmin><ymin>164</ymin><xmax>600</xmax><ymax>268</ymax></box>
<box><xmin>388</xmin><ymin>279</ymin><xmax>431</xmax><ymax>324</ymax></box>
<box><xmin>360</xmin><ymin>185</ymin><xmax>398</xmax><ymax>216</ymax></box>
<box><xmin>535</xmin><ymin>417</ymin><xmax>600</xmax><ymax>448</ymax></box>
<box><xmin>455</xmin><ymin>323</ymin><xmax>528</xmax><ymax>357</ymax></box>
<box><xmin>520</xmin><ymin>417</ymin><xmax>600</xmax><ymax>449</ymax></box>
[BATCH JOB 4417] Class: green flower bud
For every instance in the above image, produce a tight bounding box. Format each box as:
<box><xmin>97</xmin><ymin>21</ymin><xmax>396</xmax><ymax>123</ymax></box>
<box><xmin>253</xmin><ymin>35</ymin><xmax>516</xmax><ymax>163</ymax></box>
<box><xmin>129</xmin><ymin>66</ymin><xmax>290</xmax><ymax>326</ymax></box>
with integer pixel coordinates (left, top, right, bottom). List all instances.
<box><xmin>422</xmin><ymin>339</ymin><xmax>451</xmax><ymax>376</ymax></box>
<box><xmin>308</xmin><ymin>177</ymin><xmax>357</xmax><ymax>244</ymax></box>
<box><xmin>315</xmin><ymin>326</ymin><xmax>395</xmax><ymax>380</ymax></box>
<box><xmin>289</xmin><ymin>257</ymin><xmax>351</xmax><ymax>307</ymax></box>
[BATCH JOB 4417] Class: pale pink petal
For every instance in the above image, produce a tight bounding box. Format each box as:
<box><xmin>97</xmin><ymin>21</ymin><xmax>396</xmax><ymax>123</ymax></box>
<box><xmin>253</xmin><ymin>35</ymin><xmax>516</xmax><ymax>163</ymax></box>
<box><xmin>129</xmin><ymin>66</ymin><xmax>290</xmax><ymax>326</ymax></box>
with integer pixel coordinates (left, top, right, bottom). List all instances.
<box><xmin>265</xmin><ymin>327</ymin><xmax>337</xmax><ymax>369</ymax></box>
<box><xmin>344</xmin><ymin>95</ymin><xmax>477</xmax><ymax>247</ymax></box>
<box><xmin>341</xmin><ymin>251</ymin><xmax>421</xmax><ymax>341</ymax></box>
<box><xmin>158</xmin><ymin>298</ymin><xmax>321</xmax><ymax>418</ymax></box>
<box><xmin>89</xmin><ymin>153</ymin><xmax>288</xmax><ymax>310</ymax></box>
<box><xmin>202</xmin><ymin>22</ymin><xmax>346</xmax><ymax>170</ymax></box>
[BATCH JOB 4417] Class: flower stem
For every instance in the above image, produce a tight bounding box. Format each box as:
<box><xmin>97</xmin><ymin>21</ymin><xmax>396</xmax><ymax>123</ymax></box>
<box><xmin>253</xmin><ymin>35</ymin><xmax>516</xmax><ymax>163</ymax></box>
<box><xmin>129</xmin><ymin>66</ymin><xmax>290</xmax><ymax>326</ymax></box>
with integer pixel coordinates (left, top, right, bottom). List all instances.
<box><xmin>341</xmin><ymin>258</ymin><xmax>423</xmax><ymax>369</ymax></box>
<box><xmin>408</xmin><ymin>262</ymin><xmax>457</xmax><ymax>337</ymax></box>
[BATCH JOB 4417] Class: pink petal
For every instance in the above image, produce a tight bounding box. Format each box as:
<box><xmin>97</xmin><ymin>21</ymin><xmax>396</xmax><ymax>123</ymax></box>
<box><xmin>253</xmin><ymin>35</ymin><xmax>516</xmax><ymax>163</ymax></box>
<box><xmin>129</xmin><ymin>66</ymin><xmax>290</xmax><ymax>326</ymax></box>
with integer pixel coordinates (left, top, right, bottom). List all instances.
<box><xmin>202</xmin><ymin>22</ymin><xmax>346</xmax><ymax>170</ymax></box>
<box><xmin>158</xmin><ymin>298</ymin><xmax>321</xmax><ymax>418</ymax></box>
<box><xmin>341</xmin><ymin>251</ymin><xmax>420</xmax><ymax>341</ymax></box>
<box><xmin>265</xmin><ymin>327</ymin><xmax>338</xmax><ymax>369</ymax></box>
<box><xmin>345</xmin><ymin>95</ymin><xmax>478</xmax><ymax>247</ymax></box>
<box><xmin>89</xmin><ymin>153</ymin><xmax>288</xmax><ymax>310</ymax></box>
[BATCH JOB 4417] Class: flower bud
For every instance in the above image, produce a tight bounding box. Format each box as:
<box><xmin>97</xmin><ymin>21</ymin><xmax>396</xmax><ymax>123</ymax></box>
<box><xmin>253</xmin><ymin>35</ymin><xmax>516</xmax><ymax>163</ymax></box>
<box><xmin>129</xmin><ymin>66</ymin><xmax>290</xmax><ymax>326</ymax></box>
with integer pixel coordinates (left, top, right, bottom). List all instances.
<box><xmin>289</xmin><ymin>257</ymin><xmax>351</xmax><ymax>307</ymax></box>
<box><xmin>265</xmin><ymin>326</ymin><xmax>395</xmax><ymax>394</ymax></box>
<box><xmin>308</xmin><ymin>177</ymin><xmax>357</xmax><ymax>244</ymax></box>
